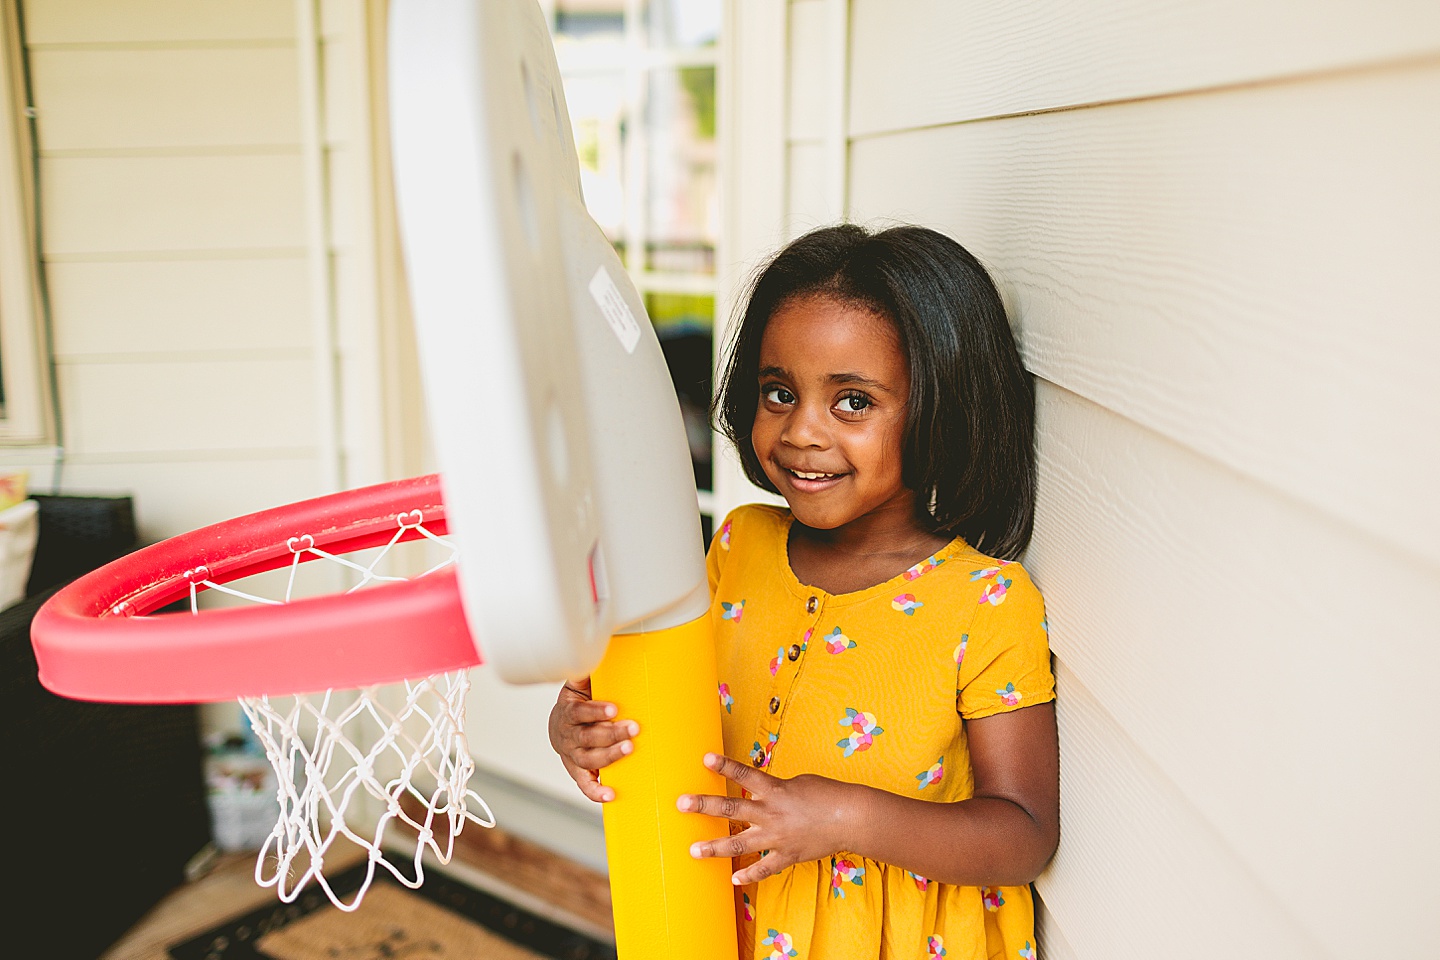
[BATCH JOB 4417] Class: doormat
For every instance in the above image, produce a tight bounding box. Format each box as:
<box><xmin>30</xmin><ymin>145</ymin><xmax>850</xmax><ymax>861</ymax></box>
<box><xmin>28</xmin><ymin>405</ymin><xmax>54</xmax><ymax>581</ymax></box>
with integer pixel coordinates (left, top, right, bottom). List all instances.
<box><xmin>168</xmin><ymin>863</ymin><xmax>616</xmax><ymax>960</ymax></box>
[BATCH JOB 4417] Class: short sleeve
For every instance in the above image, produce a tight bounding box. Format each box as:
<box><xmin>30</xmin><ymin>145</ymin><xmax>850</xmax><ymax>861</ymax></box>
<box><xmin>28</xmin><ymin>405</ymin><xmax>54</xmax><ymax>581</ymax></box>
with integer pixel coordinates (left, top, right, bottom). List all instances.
<box><xmin>706</xmin><ymin>509</ymin><xmax>740</xmax><ymax>596</ymax></box>
<box><xmin>955</xmin><ymin>562</ymin><xmax>1055</xmax><ymax>720</ymax></box>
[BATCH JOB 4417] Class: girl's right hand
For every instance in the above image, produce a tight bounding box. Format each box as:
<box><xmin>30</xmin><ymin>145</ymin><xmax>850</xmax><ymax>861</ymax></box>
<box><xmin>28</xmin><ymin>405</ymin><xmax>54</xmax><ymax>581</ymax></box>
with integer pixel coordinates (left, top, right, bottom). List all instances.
<box><xmin>547</xmin><ymin>676</ymin><xmax>639</xmax><ymax>803</ymax></box>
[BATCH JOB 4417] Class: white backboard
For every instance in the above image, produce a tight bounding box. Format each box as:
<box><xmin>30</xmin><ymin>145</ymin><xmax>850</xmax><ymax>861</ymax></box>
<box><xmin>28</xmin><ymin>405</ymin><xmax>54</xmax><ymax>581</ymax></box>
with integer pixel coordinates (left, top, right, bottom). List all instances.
<box><xmin>389</xmin><ymin>0</ymin><xmax>709</xmax><ymax>683</ymax></box>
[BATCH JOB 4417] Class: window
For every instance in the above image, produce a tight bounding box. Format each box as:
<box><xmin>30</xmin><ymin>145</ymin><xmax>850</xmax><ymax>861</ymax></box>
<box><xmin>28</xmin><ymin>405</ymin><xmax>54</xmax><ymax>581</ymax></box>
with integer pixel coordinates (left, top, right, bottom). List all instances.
<box><xmin>549</xmin><ymin>0</ymin><xmax>720</xmax><ymax>526</ymax></box>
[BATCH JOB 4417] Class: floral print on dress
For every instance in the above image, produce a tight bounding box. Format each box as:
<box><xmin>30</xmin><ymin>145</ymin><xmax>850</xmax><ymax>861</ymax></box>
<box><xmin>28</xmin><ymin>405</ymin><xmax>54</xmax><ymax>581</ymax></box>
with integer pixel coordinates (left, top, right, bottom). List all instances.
<box><xmin>829</xmin><ymin>856</ymin><xmax>865</xmax><ymax>898</ymax></box>
<box><xmin>721</xmin><ymin>599</ymin><xmax>745</xmax><ymax>621</ymax></box>
<box><xmin>836</xmin><ymin>708</ymin><xmax>884</xmax><ymax>756</ymax></box>
<box><xmin>1018</xmin><ymin>941</ymin><xmax>1036</xmax><ymax>960</ymax></box>
<box><xmin>742</xmin><ymin>892</ymin><xmax>754</xmax><ymax>921</ymax></box>
<box><xmin>891</xmin><ymin>593</ymin><xmax>923</xmax><ymax>616</ymax></box>
<box><xmin>903</xmin><ymin>555</ymin><xmax>946</xmax><ymax>581</ymax></box>
<box><xmin>982</xmin><ymin>886</ymin><xmax>1005</xmax><ymax>911</ymax></box>
<box><xmin>801</xmin><ymin>628</ymin><xmax>812</xmax><ymax>652</ymax></box>
<box><xmin>907</xmin><ymin>870</ymin><xmax>930</xmax><ymax>891</ymax></box>
<box><xmin>971</xmin><ymin>565</ymin><xmax>1013</xmax><ymax>605</ymax></box>
<box><xmin>953</xmin><ymin>634</ymin><xmax>969</xmax><ymax>667</ymax></box>
<box><xmin>916</xmin><ymin>757</ymin><xmax>944</xmax><ymax>790</ymax></box>
<box><xmin>824</xmin><ymin>627</ymin><xmax>856</xmax><ymax>655</ymax></box>
<box><xmin>927</xmin><ymin>936</ymin><xmax>947</xmax><ymax>959</ymax></box>
<box><xmin>770</xmin><ymin>646</ymin><xmax>786</xmax><ymax>675</ymax></box>
<box><xmin>718</xmin><ymin>683</ymin><xmax>734</xmax><ymax>714</ymax></box>
<box><xmin>762</xmin><ymin>930</ymin><xmax>799</xmax><ymax>959</ymax></box>
<box><xmin>718</xmin><ymin>519</ymin><xmax>732</xmax><ymax>550</ymax></box>
<box><xmin>996</xmin><ymin>682</ymin><xmax>1022</xmax><ymax>707</ymax></box>
<box><xmin>979</xmin><ymin>576</ymin><xmax>1012</xmax><ymax>605</ymax></box>
<box><xmin>750</xmin><ymin>732</ymin><xmax>777</xmax><ymax>768</ymax></box>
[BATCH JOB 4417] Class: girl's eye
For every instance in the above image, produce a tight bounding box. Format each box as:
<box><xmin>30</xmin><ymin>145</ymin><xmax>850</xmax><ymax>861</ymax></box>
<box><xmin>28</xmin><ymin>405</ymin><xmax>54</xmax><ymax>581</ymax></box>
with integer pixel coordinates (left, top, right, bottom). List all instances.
<box><xmin>763</xmin><ymin>386</ymin><xmax>795</xmax><ymax>405</ymax></box>
<box><xmin>836</xmin><ymin>393</ymin><xmax>872</xmax><ymax>415</ymax></box>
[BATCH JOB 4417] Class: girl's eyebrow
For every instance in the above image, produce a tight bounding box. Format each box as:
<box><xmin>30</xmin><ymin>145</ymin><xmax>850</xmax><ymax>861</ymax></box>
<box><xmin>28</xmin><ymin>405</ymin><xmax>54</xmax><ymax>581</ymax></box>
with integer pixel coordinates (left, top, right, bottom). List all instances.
<box><xmin>828</xmin><ymin>372</ymin><xmax>890</xmax><ymax>392</ymax></box>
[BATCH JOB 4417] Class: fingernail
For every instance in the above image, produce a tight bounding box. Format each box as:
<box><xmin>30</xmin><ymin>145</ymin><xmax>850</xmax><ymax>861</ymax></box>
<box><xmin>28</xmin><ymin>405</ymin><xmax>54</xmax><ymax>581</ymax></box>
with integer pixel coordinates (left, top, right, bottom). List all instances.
<box><xmin>731</xmin><ymin>874</ymin><xmax>742</xmax><ymax>885</ymax></box>
<box><xmin>689</xmin><ymin>844</ymin><xmax>703</xmax><ymax>858</ymax></box>
<box><xmin>676</xmin><ymin>795</ymin><xmax>691</xmax><ymax>811</ymax></box>
<box><xmin>620</xmin><ymin>741</ymin><xmax>633</xmax><ymax>755</ymax></box>
<box><xmin>703</xmin><ymin>752</ymin><xmax>718</xmax><ymax>766</ymax></box>
<box><xmin>602</xmin><ymin>790</ymin><xmax>614</xmax><ymax>802</ymax></box>
<box><xmin>627</xmin><ymin>721</ymin><xmax>640</xmax><ymax>736</ymax></box>
<box><xmin>604</xmin><ymin>704</ymin><xmax>617</xmax><ymax>718</ymax></box>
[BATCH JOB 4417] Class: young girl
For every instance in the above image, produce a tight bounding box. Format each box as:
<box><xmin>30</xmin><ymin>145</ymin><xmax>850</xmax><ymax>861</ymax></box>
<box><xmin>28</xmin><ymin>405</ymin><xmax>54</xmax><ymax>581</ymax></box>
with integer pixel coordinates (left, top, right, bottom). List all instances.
<box><xmin>550</xmin><ymin>224</ymin><xmax>1058</xmax><ymax>959</ymax></box>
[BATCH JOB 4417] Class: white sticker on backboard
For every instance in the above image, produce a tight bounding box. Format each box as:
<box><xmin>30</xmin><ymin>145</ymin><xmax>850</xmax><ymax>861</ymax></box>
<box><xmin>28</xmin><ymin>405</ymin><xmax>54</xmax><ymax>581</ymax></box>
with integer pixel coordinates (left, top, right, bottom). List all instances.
<box><xmin>589</xmin><ymin>266</ymin><xmax>642</xmax><ymax>354</ymax></box>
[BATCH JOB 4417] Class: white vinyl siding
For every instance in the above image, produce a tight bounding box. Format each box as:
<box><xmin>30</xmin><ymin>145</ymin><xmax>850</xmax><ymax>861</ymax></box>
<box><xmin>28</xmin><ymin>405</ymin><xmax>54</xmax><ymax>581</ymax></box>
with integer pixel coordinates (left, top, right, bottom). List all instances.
<box><xmin>723</xmin><ymin>2</ymin><xmax>1440</xmax><ymax>956</ymax></box>
<box><xmin>4</xmin><ymin>0</ymin><xmax>399</xmax><ymax>541</ymax></box>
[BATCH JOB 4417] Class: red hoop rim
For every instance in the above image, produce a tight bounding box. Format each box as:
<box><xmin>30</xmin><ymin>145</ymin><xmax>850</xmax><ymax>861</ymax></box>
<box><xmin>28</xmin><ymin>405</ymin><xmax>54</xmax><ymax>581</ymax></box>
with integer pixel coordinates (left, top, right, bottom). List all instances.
<box><xmin>30</xmin><ymin>474</ymin><xmax>482</xmax><ymax>703</ymax></box>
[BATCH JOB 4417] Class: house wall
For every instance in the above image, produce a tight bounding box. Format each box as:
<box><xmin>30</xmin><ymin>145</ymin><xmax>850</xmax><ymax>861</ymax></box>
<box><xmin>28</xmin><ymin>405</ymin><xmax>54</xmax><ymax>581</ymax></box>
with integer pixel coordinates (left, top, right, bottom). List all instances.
<box><xmin>721</xmin><ymin>2</ymin><xmax>1440</xmax><ymax>956</ymax></box>
<box><xmin>3</xmin><ymin>0</ymin><xmax>399</xmax><ymax>538</ymax></box>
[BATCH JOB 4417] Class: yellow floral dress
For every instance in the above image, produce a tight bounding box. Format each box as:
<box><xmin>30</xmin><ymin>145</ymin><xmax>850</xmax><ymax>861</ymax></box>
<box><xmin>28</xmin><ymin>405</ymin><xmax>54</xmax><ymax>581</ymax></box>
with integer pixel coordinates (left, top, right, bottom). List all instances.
<box><xmin>708</xmin><ymin>505</ymin><xmax>1055</xmax><ymax>960</ymax></box>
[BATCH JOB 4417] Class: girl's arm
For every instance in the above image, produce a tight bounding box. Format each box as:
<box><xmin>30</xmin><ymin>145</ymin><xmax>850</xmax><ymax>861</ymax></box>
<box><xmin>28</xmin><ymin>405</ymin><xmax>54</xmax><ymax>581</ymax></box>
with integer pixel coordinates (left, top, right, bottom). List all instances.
<box><xmin>681</xmin><ymin>701</ymin><xmax>1059</xmax><ymax>887</ymax></box>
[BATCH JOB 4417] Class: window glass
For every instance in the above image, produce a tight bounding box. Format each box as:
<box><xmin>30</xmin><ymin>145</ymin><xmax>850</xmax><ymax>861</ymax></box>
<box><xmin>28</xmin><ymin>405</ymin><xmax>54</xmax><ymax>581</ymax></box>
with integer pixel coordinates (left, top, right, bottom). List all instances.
<box><xmin>647</xmin><ymin>291</ymin><xmax>714</xmax><ymax>492</ymax></box>
<box><xmin>550</xmin><ymin>2</ymin><xmax>719</xmax><ymax>494</ymax></box>
<box><xmin>553</xmin><ymin>0</ymin><xmax>624</xmax><ymax>43</ymax></box>
<box><xmin>563</xmin><ymin>71</ymin><xmax>627</xmax><ymax>245</ymax></box>
<box><xmin>642</xmin><ymin>0</ymin><xmax>720</xmax><ymax>50</ymax></box>
<box><xmin>644</xmin><ymin>66</ymin><xmax>717</xmax><ymax>275</ymax></box>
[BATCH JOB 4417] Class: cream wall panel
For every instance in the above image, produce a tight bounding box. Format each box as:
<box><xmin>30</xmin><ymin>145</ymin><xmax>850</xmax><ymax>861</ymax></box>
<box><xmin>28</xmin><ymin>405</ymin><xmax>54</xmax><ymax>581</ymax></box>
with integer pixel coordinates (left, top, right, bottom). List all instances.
<box><xmin>783</xmin><ymin>141</ymin><xmax>830</xmax><ymax>242</ymax></box>
<box><xmin>847</xmin><ymin>0</ymin><xmax>1440</xmax><ymax>135</ymax></box>
<box><xmin>332</xmin><ymin>247</ymin><xmax>388</xmax><ymax>487</ymax></box>
<box><xmin>54</xmin><ymin>456</ymin><xmax>324</xmax><ymax>543</ymax></box>
<box><xmin>786</xmin><ymin>0</ymin><xmax>826</xmax><ymax>142</ymax></box>
<box><xmin>40</xmin><ymin>154</ymin><xmax>306</xmax><ymax>255</ymax></box>
<box><xmin>1026</xmin><ymin>383</ymin><xmax>1440</xmax><ymax>954</ymax></box>
<box><xmin>849</xmin><ymin>64</ymin><xmax>1440</xmax><ymax>565</ymax></box>
<box><xmin>1038</xmin><ymin>660</ymin><xmax>1324</xmax><ymax>959</ymax></box>
<box><xmin>464</xmin><ymin>668</ymin><xmax>591</xmax><ymax>811</ymax></box>
<box><xmin>58</xmin><ymin>358</ymin><xmax>317</xmax><ymax>456</ymax></box>
<box><xmin>322</xmin><ymin>34</ymin><xmax>361</xmax><ymax>148</ymax></box>
<box><xmin>325</xmin><ymin>146</ymin><xmax>358</xmax><ymax>250</ymax></box>
<box><xmin>318</xmin><ymin>0</ymin><xmax>351</xmax><ymax>39</ymax></box>
<box><xmin>22</xmin><ymin>0</ymin><xmax>294</xmax><ymax>45</ymax></box>
<box><xmin>29</xmin><ymin>47</ymin><xmax>300</xmax><ymax>151</ymax></box>
<box><xmin>47</xmin><ymin>258</ymin><xmax>311</xmax><ymax>357</ymax></box>
<box><xmin>1034</xmin><ymin>901</ymin><xmax>1079</xmax><ymax>960</ymax></box>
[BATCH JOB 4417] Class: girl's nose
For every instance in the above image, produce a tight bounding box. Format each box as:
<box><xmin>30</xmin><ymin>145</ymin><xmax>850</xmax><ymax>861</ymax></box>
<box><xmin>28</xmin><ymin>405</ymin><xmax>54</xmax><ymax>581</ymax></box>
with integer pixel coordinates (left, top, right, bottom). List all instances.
<box><xmin>780</xmin><ymin>401</ymin><xmax>829</xmax><ymax>448</ymax></box>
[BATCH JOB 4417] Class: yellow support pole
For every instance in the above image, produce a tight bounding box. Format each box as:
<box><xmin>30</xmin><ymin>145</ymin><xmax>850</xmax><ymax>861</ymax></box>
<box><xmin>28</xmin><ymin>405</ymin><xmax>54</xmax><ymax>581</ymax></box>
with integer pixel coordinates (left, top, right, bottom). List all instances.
<box><xmin>590</xmin><ymin>614</ymin><xmax>737</xmax><ymax>958</ymax></box>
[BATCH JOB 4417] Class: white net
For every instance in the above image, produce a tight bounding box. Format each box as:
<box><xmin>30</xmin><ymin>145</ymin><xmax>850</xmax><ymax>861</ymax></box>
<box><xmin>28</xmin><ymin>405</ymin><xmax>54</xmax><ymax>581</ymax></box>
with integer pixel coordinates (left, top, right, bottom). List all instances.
<box><xmin>189</xmin><ymin>511</ymin><xmax>495</xmax><ymax>911</ymax></box>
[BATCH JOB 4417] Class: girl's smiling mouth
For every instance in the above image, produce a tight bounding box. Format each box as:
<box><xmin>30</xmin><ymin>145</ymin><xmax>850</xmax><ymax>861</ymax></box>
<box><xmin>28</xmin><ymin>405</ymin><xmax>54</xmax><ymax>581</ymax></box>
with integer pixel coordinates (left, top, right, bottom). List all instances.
<box><xmin>782</xmin><ymin>467</ymin><xmax>849</xmax><ymax>491</ymax></box>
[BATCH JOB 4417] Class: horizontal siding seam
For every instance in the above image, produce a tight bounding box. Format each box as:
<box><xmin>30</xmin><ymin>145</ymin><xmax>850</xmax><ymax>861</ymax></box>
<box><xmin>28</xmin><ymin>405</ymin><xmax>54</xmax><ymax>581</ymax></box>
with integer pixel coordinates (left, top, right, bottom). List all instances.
<box><xmin>847</xmin><ymin>48</ymin><xmax>1440</xmax><ymax>142</ymax></box>
<box><xmin>39</xmin><ymin>145</ymin><xmax>303</xmax><ymax>159</ymax></box>
<box><xmin>42</xmin><ymin>248</ymin><xmax>309</xmax><ymax>263</ymax></box>
<box><xmin>25</xmin><ymin>39</ymin><xmax>296</xmax><ymax>53</ymax></box>
<box><xmin>60</xmin><ymin>447</ymin><xmax>321</xmax><ymax>466</ymax></box>
<box><xmin>1038</xmin><ymin>658</ymin><xmax>1340</xmax><ymax>960</ymax></box>
<box><xmin>1031</xmin><ymin>376</ymin><xmax>1440</xmax><ymax>578</ymax></box>
<box><xmin>55</xmin><ymin>349</ymin><xmax>313</xmax><ymax>365</ymax></box>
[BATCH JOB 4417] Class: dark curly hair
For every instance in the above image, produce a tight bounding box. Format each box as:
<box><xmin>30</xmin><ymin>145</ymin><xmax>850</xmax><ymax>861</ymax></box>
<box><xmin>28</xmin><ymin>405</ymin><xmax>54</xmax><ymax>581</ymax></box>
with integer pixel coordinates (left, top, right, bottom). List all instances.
<box><xmin>712</xmin><ymin>223</ymin><xmax>1036</xmax><ymax>559</ymax></box>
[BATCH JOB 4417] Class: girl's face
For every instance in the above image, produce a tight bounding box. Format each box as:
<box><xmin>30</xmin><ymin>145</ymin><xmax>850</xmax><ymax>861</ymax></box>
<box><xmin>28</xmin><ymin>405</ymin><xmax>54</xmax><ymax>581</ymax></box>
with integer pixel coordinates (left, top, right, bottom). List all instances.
<box><xmin>751</xmin><ymin>295</ymin><xmax>915</xmax><ymax>533</ymax></box>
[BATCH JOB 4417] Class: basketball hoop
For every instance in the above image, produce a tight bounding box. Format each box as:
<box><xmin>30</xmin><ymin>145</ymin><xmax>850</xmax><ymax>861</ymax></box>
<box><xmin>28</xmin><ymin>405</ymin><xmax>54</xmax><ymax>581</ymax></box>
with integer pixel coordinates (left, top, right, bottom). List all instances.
<box><xmin>30</xmin><ymin>474</ymin><xmax>495</xmax><ymax>910</ymax></box>
<box><xmin>31</xmin><ymin>474</ymin><xmax>480</xmax><ymax>702</ymax></box>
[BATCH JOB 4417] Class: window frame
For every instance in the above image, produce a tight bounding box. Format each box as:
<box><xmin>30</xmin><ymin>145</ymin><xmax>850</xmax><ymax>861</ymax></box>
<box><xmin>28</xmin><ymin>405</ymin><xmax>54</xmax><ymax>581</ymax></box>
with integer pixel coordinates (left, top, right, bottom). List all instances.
<box><xmin>0</xmin><ymin>2</ymin><xmax>55</xmax><ymax>448</ymax></box>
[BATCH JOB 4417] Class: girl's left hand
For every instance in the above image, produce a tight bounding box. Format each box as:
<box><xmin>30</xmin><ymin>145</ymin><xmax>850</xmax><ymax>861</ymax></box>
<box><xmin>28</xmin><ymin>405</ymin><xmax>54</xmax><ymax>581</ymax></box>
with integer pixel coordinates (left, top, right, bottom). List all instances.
<box><xmin>678</xmin><ymin>752</ymin><xmax>861</xmax><ymax>885</ymax></box>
